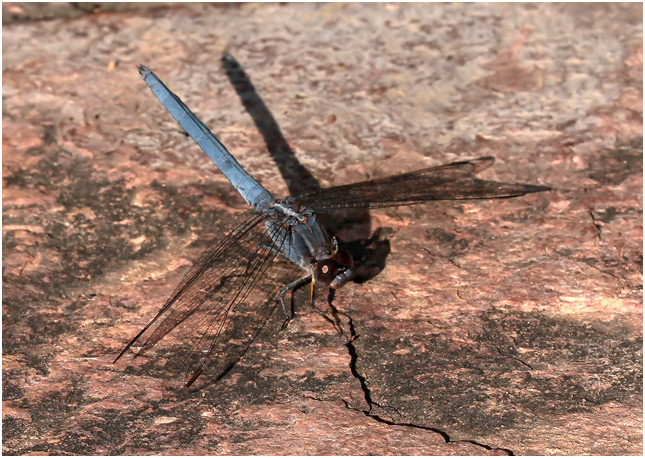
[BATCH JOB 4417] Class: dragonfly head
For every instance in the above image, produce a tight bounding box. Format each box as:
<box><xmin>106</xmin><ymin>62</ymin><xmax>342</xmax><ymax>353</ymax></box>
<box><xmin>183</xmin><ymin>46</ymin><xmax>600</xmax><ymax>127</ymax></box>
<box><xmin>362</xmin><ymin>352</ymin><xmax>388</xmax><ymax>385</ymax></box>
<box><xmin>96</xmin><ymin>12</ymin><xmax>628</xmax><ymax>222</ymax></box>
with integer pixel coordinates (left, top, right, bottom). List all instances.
<box><xmin>313</xmin><ymin>249</ymin><xmax>354</xmax><ymax>289</ymax></box>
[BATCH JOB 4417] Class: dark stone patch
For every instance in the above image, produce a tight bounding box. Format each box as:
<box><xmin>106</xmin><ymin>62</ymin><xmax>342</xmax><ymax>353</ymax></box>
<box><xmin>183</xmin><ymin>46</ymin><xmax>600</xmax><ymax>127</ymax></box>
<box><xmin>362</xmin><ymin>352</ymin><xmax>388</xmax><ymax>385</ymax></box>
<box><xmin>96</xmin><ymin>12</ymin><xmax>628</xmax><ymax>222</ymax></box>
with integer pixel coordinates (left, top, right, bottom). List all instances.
<box><xmin>1</xmin><ymin>417</ymin><xmax>29</xmax><ymax>453</ymax></box>
<box><xmin>592</xmin><ymin>206</ymin><xmax>643</xmax><ymax>223</ymax></box>
<box><xmin>587</xmin><ymin>140</ymin><xmax>643</xmax><ymax>186</ymax></box>
<box><xmin>3</xmin><ymin>124</ymin><xmax>238</xmax><ymax>295</ymax></box>
<box><xmin>2</xmin><ymin>377</ymin><xmax>25</xmax><ymax>401</ymax></box>
<box><xmin>478</xmin><ymin>310</ymin><xmax>643</xmax><ymax>406</ymax></box>
<box><xmin>353</xmin><ymin>309</ymin><xmax>643</xmax><ymax>437</ymax></box>
<box><xmin>426</xmin><ymin>227</ymin><xmax>457</xmax><ymax>244</ymax></box>
<box><xmin>424</xmin><ymin>227</ymin><xmax>471</xmax><ymax>261</ymax></box>
<box><xmin>53</xmin><ymin>408</ymin><xmax>130</xmax><ymax>455</ymax></box>
<box><xmin>2</xmin><ymin>295</ymin><xmax>70</xmax><ymax>354</ymax></box>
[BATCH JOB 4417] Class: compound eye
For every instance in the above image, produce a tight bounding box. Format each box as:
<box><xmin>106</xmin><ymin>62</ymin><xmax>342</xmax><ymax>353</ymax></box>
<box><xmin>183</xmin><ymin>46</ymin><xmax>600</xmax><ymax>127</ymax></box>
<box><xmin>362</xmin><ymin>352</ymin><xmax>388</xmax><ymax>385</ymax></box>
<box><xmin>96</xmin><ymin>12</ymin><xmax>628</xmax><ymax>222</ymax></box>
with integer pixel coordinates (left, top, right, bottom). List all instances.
<box><xmin>314</xmin><ymin>259</ymin><xmax>338</xmax><ymax>285</ymax></box>
<box><xmin>335</xmin><ymin>249</ymin><xmax>353</xmax><ymax>268</ymax></box>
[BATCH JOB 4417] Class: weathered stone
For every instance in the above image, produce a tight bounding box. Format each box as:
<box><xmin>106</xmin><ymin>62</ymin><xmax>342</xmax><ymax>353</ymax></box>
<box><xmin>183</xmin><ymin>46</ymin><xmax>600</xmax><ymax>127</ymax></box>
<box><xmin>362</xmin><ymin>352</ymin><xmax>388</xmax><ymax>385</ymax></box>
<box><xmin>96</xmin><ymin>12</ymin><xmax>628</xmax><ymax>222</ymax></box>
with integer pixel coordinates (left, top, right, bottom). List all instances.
<box><xmin>3</xmin><ymin>3</ymin><xmax>642</xmax><ymax>455</ymax></box>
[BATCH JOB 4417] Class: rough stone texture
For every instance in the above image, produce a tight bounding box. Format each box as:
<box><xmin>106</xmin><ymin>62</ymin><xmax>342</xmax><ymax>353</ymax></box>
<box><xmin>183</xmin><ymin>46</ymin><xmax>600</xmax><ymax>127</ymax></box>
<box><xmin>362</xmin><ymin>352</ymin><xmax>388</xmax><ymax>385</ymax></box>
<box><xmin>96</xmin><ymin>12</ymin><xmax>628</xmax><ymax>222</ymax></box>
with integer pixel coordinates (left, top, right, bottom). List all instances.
<box><xmin>3</xmin><ymin>3</ymin><xmax>642</xmax><ymax>455</ymax></box>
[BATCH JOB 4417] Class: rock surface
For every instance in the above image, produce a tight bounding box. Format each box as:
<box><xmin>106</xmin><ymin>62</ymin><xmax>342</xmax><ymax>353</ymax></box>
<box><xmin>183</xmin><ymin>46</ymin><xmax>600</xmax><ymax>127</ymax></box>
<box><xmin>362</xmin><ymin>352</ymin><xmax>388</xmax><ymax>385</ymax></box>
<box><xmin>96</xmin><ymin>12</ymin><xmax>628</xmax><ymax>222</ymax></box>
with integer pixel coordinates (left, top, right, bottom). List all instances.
<box><xmin>3</xmin><ymin>3</ymin><xmax>642</xmax><ymax>455</ymax></box>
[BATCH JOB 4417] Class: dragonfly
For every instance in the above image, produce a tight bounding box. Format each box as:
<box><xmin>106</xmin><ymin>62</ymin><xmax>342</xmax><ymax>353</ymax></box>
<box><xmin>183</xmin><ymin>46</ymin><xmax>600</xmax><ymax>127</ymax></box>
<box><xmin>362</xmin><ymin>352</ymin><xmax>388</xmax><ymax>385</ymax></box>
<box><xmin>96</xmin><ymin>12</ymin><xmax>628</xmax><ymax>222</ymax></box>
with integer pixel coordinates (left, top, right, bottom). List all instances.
<box><xmin>114</xmin><ymin>65</ymin><xmax>550</xmax><ymax>388</ymax></box>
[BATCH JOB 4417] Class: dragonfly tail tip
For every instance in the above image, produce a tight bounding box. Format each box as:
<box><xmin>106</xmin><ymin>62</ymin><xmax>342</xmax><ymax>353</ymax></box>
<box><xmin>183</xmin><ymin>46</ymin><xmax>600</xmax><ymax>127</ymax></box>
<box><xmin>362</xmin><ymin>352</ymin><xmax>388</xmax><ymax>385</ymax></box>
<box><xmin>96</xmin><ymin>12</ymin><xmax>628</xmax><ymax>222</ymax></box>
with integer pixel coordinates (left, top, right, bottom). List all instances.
<box><xmin>185</xmin><ymin>368</ymin><xmax>203</xmax><ymax>388</ymax></box>
<box><xmin>137</xmin><ymin>64</ymin><xmax>150</xmax><ymax>76</ymax></box>
<box><xmin>526</xmin><ymin>184</ymin><xmax>551</xmax><ymax>194</ymax></box>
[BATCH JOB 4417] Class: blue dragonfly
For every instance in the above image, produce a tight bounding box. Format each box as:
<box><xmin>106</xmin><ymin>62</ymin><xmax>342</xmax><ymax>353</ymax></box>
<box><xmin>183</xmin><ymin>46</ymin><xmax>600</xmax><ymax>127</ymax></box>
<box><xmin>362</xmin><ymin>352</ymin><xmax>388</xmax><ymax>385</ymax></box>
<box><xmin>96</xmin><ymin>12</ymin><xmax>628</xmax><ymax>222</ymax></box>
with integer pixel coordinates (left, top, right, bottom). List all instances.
<box><xmin>114</xmin><ymin>66</ymin><xmax>549</xmax><ymax>388</ymax></box>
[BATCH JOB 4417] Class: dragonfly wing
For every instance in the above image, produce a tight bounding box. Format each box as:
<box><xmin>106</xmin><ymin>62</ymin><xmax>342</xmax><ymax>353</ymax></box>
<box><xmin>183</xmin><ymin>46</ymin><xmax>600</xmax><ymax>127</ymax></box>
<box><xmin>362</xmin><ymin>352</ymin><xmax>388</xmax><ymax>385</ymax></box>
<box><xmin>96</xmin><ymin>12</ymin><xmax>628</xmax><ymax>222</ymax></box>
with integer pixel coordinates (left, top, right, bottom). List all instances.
<box><xmin>115</xmin><ymin>211</ymin><xmax>294</xmax><ymax>388</ymax></box>
<box><xmin>295</xmin><ymin>157</ymin><xmax>549</xmax><ymax>212</ymax></box>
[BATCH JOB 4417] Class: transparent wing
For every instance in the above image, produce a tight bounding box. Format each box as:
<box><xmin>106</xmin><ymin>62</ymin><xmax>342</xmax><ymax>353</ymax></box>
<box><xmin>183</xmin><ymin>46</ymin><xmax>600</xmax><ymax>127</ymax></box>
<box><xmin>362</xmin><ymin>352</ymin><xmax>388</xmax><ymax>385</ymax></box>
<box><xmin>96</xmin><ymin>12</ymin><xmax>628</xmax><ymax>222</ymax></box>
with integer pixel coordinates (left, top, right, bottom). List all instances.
<box><xmin>115</xmin><ymin>211</ymin><xmax>294</xmax><ymax>388</ymax></box>
<box><xmin>295</xmin><ymin>157</ymin><xmax>549</xmax><ymax>212</ymax></box>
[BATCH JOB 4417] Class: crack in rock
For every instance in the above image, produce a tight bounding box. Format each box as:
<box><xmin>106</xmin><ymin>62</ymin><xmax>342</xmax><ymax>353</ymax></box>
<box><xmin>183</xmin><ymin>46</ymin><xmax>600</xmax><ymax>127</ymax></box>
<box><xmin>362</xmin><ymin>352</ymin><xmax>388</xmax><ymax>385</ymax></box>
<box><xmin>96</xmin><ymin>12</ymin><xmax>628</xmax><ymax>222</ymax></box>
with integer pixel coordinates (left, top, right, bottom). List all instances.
<box><xmin>589</xmin><ymin>207</ymin><xmax>603</xmax><ymax>242</ymax></box>
<box><xmin>422</xmin><ymin>247</ymin><xmax>467</xmax><ymax>271</ymax></box>
<box><xmin>330</xmin><ymin>305</ymin><xmax>514</xmax><ymax>455</ymax></box>
<box><xmin>496</xmin><ymin>346</ymin><xmax>534</xmax><ymax>371</ymax></box>
<box><xmin>553</xmin><ymin>248</ymin><xmax>626</xmax><ymax>289</ymax></box>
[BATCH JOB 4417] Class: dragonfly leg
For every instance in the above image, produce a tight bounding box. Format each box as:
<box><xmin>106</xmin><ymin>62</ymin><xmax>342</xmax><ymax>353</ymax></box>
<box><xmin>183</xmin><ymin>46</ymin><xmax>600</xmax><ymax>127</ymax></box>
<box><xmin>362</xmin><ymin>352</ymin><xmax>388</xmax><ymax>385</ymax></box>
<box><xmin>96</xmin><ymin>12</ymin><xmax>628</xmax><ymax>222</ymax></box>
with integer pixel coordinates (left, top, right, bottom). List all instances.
<box><xmin>308</xmin><ymin>293</ymin><xmax>343</xmax><ymax>335</ymax></box>
<box><xmin>279</xmin><ymin>275</ymin><xmax>312</xmax><ymax>327</ymax></box>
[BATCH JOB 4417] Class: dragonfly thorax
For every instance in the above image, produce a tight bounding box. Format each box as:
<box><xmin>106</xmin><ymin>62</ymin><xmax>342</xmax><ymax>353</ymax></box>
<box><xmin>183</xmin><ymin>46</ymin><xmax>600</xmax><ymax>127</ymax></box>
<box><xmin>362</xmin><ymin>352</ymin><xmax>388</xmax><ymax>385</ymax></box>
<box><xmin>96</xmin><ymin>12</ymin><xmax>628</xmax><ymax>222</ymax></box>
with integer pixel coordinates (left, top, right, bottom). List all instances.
<box><xmin>263</xmin><ymin>198</ymin><xmax>329</xmax><ymax>270</ymax></box>
<box><xmin>270</xmin><ymin>197</ymin><xmax>311</xmax><ymax>223</ymax></box>
<box><xmin>269</xmin><ymin>198</ymin><xmax>355</xmax><ymax>288</ymax></box>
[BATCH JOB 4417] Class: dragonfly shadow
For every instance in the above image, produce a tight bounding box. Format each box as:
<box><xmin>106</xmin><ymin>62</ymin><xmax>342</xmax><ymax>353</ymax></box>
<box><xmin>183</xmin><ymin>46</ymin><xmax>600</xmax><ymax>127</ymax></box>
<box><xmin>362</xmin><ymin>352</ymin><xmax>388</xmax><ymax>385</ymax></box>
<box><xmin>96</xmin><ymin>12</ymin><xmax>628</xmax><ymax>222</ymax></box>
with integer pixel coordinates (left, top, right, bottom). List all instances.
<box><xmin>221</xmin><ymin>52</ymin><xmax>391</xmax><ymax>286</ymax></box>
<box><xmin>222</xmin><ymin>52</ymin><xmax>319</xmax><ymax>197</ymax></box>
<box><xmin>152</xmin><ymin>254</ymin><xmax>298</xmax><ymax>394</ymax></box>
<box><xmin>183</xmin><ymin>296</ymin><xmax>280</xmax><ymax>393</ymax></box>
